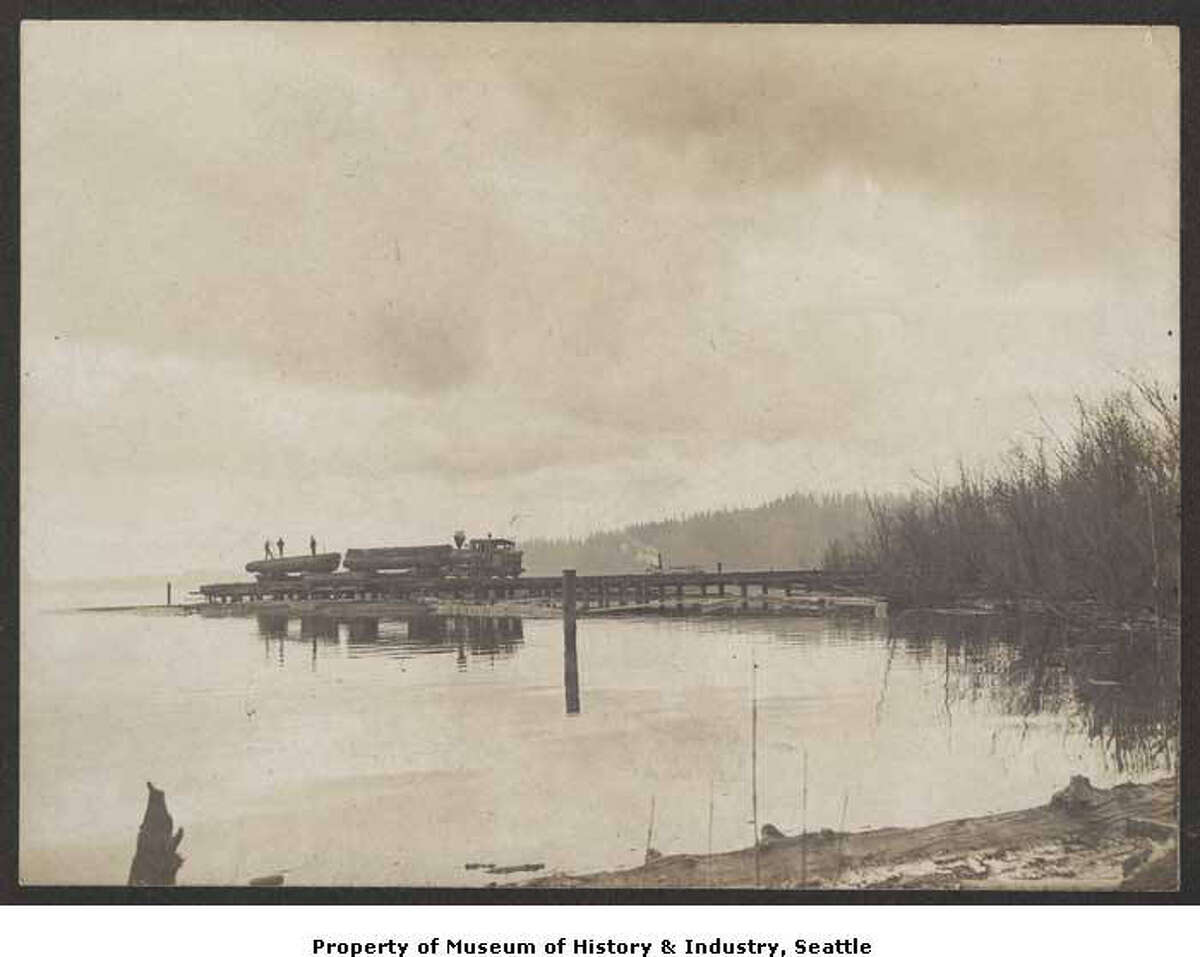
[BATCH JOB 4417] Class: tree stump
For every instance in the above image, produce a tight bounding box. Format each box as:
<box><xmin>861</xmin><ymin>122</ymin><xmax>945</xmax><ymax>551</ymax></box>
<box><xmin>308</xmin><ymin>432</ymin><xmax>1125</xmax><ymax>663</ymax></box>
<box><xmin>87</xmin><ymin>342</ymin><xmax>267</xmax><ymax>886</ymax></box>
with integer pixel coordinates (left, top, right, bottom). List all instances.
<box><xmin>127</xmin><ymin>781</ymin><xmax>185</xmax><ymax>886</ymax></box>
<box><xmin>1049</xmin><ymin>775</ymin><xmax>1102</xmax><ymax>814</ymax></box>
<box><xmin>760</xmin><ymin>823</ymin><xmax>788</xmax><ymax>845</ymax></box>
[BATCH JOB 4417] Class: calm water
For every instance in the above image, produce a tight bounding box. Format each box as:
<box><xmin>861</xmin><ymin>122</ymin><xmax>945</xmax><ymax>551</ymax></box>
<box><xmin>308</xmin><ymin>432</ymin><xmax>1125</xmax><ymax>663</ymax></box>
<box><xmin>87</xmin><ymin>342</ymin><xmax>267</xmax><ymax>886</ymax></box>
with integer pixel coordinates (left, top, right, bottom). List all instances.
<box><xmin>20</xmin><ymin>604</ymin><xmax>1177</xmax><ymax>886</ymax></box>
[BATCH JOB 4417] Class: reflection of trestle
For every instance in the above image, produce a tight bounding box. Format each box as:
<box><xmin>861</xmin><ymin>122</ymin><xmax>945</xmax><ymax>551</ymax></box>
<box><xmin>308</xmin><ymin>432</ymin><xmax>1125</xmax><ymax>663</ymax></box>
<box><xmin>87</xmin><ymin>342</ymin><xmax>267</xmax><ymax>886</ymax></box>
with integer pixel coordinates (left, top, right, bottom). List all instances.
<box><xmin>256</xmin><ymin>612</ymin><xmax>288</xmax><ymax>639</ymax></box>
<box><xmin>346</xmin><ymin>618</ymin><xmax>379</xmax><ymax>642</ymax></box>
<box><xmin>257</xmin><ymin>612</ymin><xmax>524</xmax><ymax>664</ymax></box>
<box><xmin>301</xmin><ymin>616</ymin><xmax>339</xmax><ymax>641</ymax></box>
<box><xmin>427</xmin><ymin>615</ymin><xmax>525</xmax><ymax>660</ymax></box>
<box><xmin>441</xmin><ymin>615</ymin><xmax>523</xmax><ymax>641</ymax></box>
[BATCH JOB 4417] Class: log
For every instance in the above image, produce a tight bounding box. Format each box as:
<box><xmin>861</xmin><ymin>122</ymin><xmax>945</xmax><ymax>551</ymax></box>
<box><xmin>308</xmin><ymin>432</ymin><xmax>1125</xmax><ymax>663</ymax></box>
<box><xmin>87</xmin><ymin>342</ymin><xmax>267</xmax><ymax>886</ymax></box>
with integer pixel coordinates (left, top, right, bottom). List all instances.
<box><xmin>1127</xmin><ymin>817</ymin><xmax>1176</xmax><ymax>842</ymax></box>
<box><xmin>344</xmin><ymin>545</ymin><xmax>454</xmax><ymax>572</ymax></box>
<box><xmin>245</xmin><ymin>553</ymin><xmax>342</xmax><ymax>576</ymax></box>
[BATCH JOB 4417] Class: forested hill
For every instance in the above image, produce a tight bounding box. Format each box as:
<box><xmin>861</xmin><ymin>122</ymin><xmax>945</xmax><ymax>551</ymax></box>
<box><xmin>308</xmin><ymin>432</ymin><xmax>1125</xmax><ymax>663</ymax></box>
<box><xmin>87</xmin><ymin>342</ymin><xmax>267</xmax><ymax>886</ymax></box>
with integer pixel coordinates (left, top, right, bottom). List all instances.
<box><xmin>521</xmin><ymin>492</ymin><xmax>877</xmax><ymax>576</ymax></box>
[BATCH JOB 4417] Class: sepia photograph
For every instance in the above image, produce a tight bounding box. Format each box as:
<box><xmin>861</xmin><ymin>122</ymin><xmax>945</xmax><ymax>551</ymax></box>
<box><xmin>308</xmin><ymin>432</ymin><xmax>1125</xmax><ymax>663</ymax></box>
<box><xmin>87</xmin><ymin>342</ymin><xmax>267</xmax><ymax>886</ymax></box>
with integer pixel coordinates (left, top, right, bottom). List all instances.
<box><xmin>17</xmin><ymin>20</ymin><xmax>1180</xmax><ymax>892</ymax></box>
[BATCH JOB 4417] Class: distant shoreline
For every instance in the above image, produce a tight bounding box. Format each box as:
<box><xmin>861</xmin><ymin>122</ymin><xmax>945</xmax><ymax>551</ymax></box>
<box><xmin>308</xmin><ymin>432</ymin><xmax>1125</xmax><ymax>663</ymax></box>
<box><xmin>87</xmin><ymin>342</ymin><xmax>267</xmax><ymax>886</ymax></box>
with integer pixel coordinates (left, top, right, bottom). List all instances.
<box><xmin>64</xmin><ymin>592</ymin><xmax>888</xmax><ymax>621</ymax></box>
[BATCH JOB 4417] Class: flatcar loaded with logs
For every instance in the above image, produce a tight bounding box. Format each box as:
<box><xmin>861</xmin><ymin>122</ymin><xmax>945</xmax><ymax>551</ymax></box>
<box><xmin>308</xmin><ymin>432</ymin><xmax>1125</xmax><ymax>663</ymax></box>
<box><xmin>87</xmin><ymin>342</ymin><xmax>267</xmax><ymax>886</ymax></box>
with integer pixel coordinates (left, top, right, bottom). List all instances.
<box><xmin>344</xmin><ymin>533</ymin><xmax>523</xmax><ymax>579</ymax></box>
<box><xmin>198</xmin><ymin>531</ymin><xmax>524</xmax><ymax>605</ymax></box>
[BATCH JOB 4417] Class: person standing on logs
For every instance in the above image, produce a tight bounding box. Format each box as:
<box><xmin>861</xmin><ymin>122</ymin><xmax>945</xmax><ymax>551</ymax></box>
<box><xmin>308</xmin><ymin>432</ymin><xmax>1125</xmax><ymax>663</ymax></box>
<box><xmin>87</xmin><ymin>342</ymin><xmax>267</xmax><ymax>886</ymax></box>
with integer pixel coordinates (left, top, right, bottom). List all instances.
<box><xmin>264</xmin><ymin>540</ymin><xmax>274</xmax><ymax>560</ymax></box>
<box><xmin>310</xmin><ymin>535</ymin><xmax>317</xmax><ymax>556</ymax></box>
<box><xmin>277</xmin><ymin>536</ymin><xmax>285</xmax><ymax>558</ymax></box>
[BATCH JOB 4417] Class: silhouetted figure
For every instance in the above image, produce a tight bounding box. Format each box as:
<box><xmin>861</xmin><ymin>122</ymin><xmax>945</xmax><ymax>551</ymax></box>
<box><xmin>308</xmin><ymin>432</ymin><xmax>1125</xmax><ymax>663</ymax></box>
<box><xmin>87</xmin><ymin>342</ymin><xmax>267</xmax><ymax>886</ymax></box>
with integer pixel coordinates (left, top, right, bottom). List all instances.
<box><xmin>277</xmin><ymin>537</ymin><xmax>285</xmax><ymax>558</ymax></box>
<box><xmin>310</xmin><ymin>535</ymin><xmax>317</xmax><ymax>556</ymax></box>
<box><xmin>264</xmin><ymin>540</ymin><xmax>274</xmax><ymax>560</ymax></box>
<box><xmin>127</xmin><ymin>781</ymin><xmax>184</xmax><ymax>886</ymax></box>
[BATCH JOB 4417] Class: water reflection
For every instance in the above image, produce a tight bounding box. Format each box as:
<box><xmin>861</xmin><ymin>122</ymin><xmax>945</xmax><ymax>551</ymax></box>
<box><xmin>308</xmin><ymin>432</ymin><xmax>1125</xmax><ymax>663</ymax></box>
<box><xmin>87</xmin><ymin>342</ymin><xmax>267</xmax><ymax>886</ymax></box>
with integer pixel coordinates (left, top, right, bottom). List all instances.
<box><xmin>254</xmin><ymin>612</ymin><xmax>525</xmax><ymax>670</ymax></box>
<box><xmin>345</xmin><ymin>618</ymin><xmax>379</xmax><ymax>643</ymax></box>
<box><xmin>256</xmin><ymin>613</ymin><xmax>287</xmax><ymax>640</ymax></box>
<box><xmin>246</xmin><ymin>608</ymin><xmax>1177</xmax><ymax>776</ymax></box>
<box><xmin>885</xmin><ymin>610</ymin><xmax>1179</xmax><ymax>776</ymax></box>
<box><xmin>301</xmin><ymin>616</ymin><xmax>339</xmax><ymax>641</ymax></box>
<box><xmin>25</xmin><ymin>605</ymin><xmax>1181</xmax><ymax>885</ymax></box>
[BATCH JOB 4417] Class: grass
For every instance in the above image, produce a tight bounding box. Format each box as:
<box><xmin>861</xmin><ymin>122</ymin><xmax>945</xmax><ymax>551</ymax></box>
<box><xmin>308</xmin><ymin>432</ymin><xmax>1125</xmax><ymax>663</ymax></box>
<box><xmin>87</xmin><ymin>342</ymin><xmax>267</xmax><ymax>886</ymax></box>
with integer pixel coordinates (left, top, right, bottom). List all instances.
<box><xmin>824</xmin><ymin>381</ymin><xmax>1179</xmax><ymax>618</ymax></box>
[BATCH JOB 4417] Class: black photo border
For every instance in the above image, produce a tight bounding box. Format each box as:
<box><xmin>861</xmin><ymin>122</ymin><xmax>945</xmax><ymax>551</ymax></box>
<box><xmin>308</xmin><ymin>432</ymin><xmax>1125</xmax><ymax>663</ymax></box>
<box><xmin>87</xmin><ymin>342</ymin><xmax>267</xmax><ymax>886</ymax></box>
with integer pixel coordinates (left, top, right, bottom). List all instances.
<box><xmin>0</xmin><ymin>0</ymin><xmax>1195</xmax><ymax>906</ymax></box>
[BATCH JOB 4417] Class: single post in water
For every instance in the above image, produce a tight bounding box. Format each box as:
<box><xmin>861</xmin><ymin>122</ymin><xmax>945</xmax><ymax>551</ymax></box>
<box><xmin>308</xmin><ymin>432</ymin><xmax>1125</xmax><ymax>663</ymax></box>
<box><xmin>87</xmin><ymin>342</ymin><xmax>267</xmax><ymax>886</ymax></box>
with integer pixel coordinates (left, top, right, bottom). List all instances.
<box><xmin>751</xmin><ymin>652</ymin><xmax>761</xmax><ymax>885</ymax></box>
<box><xmin>166</xmin><ymin>582</ymin><xmax>172</xmax><ymax>606</ymax></box>
<box><xmin>563</xmin><ymin>569</ymin><xmax>580</xmax><ymax>715</ymax></box>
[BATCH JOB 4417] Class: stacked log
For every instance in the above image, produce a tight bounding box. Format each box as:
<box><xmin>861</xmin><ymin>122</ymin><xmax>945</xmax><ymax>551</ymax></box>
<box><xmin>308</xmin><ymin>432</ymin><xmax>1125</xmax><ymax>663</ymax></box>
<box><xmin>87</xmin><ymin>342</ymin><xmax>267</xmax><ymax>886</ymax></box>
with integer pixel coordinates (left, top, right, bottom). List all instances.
<box><xmin>343</xmin><ymin>545</ymin><xmax>454</xmax><ymax>573</ymax></box>
<box><xmin>244</xmin><ymin>553</ymin><xmax>342</xmax><ymax>577</ymax></box>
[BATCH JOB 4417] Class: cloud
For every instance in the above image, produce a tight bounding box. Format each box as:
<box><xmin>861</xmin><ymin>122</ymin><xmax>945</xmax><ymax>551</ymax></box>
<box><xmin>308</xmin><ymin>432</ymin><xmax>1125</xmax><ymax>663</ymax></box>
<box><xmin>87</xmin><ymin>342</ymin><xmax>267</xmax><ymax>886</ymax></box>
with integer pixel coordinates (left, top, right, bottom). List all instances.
<box><xmin>20</xmin><ymin>23</ymin><xmax>1178</xmax><ymax>579</ymax></box>
<box><xmin>505</xmin><ymin>25</ymin><xmax>1178</xmax><ymax>272</ymax></box>
<box><xmin>23</xmin><ymin>24</ymin><xmax>1177</xmax><ymax>390</ymax></box>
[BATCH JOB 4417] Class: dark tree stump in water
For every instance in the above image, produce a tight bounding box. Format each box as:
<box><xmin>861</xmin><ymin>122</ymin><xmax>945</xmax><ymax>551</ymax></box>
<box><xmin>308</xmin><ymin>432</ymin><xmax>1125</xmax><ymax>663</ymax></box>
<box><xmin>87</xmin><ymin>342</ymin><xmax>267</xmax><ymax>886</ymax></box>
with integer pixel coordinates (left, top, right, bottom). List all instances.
<box><xmin>760</xmin><ymin>824</ymin><xmax>788</xmax><ymax>845</ymax></box>
<box><xmin>127</xmin><ymin>781</ymin><xmax>184</xmax><ymax>886</ymax></box>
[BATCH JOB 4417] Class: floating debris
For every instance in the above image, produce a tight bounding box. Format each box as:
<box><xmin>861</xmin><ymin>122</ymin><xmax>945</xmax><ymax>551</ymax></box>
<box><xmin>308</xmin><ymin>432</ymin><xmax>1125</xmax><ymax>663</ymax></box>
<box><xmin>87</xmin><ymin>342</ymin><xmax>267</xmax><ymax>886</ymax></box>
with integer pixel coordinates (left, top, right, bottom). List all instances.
<box><xmin>484</xmin><ymin>862</ymin><xmax>545</xmax><ymax>875</ymax></box>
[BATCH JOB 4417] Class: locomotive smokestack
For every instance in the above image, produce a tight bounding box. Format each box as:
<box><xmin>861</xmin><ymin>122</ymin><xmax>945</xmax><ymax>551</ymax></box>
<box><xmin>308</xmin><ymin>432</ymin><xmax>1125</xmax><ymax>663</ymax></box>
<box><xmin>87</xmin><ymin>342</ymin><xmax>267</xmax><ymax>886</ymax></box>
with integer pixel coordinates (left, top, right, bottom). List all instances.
<box><xmin>453</xmin><ymin>530</ymin><xmax>466</xmax><ymax>550</ymax></box>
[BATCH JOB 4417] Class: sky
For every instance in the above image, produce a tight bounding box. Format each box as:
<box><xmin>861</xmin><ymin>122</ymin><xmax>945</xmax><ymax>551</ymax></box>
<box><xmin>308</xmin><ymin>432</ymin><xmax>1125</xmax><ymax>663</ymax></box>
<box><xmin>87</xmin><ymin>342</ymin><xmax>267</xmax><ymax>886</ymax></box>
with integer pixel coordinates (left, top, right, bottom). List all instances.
<box><xmin>20</xmin><ymin>23</ymin><xmax>1178</xmax><ymax>582</ymax></box>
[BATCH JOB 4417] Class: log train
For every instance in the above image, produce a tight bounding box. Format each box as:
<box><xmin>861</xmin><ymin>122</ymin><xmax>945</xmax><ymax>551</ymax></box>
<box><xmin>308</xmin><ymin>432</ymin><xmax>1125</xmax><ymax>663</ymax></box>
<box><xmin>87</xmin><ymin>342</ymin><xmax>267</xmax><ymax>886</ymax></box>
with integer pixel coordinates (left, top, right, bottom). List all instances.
<box><xmin>219</xmin><ymin>533</ymin><xmax>524</xmax><ymax>601</ymax></box>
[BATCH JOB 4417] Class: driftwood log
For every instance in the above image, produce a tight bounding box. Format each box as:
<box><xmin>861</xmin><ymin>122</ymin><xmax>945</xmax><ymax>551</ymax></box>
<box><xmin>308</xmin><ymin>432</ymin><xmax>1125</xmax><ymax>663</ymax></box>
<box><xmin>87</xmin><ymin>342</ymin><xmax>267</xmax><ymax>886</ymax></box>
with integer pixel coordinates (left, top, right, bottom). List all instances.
<box><xmin>526</xmin><ymin>776</ymin><xmax>1178</xmax><ymax>890</ymax></box>
<box><xmin>127</xmin><ymin>781</ymin><xmax>185</xmax><ymax>886</ymax></box>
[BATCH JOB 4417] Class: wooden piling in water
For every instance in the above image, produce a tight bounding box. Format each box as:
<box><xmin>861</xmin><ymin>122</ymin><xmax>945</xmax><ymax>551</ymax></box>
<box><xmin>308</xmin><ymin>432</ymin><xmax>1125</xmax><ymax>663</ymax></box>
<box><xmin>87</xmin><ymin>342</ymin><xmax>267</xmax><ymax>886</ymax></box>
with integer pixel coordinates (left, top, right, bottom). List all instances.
<box><xmin>645</xmin><ymin>795</ymin><xmax>657</xmax><ymax>863</ymax></box>
<box><xmin>563</xmin><ymin>570</ymin><xmax>580</xmax><ymax>715</ymax></box>
<box><xmin>707</xmin><ymin>779</ymin><xmax>714</xmax><ymax>887</ymax></box>
<box><xmin>800</xmin><ymin>748</ymin><xmax>808</xmax><ymax>887</ymax></box>
<box><xmin>751</xmin><ymin>655</ymin><xmax>760</xmax><ymax>886</ymax></box>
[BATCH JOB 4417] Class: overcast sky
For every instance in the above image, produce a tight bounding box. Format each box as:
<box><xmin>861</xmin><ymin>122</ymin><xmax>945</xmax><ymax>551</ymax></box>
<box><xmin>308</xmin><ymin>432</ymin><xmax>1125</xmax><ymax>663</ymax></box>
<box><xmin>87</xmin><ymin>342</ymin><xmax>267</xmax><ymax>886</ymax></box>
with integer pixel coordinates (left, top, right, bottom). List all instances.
<box><xmin>21</xmin><ymin>23</ymin><xmax>1178</xmax><ymax>582</ymax></box>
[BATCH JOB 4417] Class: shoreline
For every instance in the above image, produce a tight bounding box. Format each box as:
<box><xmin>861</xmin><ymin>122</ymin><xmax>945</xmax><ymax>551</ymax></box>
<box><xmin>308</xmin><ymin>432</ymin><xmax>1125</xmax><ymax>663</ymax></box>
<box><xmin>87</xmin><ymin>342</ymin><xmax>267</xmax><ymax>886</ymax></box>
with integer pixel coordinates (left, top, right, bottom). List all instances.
<box><xmin>524</xmin><ymin>776</ymin><xmax>1178</xmax><ymax>891</ymax></box>
<box><xmin>65</xmin><ymin>593</ymin><xmax>887</xmax><ymax>621</ymax></box>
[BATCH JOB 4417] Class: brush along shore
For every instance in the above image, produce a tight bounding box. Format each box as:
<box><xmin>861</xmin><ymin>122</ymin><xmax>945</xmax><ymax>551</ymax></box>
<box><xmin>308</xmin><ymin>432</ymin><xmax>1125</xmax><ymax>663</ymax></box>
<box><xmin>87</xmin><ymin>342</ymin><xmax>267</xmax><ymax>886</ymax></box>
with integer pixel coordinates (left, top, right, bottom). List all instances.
<box><xmin>525</xmin><ymin>776</ymin><xmax>1178</xmax><ymax>891</ymax></box>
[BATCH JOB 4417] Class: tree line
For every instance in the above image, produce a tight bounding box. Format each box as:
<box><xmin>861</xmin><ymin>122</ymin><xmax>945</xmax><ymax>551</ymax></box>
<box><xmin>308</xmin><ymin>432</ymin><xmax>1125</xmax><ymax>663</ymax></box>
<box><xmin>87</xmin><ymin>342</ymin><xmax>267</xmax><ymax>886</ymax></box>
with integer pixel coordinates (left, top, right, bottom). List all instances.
<box><xmin>522</xmin><ymin>492</ymin><xmax>878</xmax><ymax>576</ymax></box>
